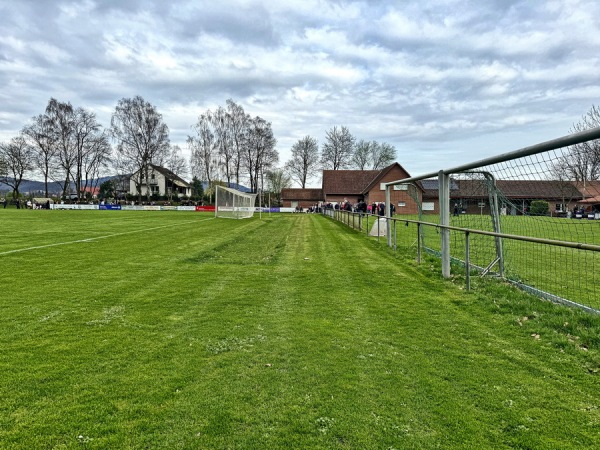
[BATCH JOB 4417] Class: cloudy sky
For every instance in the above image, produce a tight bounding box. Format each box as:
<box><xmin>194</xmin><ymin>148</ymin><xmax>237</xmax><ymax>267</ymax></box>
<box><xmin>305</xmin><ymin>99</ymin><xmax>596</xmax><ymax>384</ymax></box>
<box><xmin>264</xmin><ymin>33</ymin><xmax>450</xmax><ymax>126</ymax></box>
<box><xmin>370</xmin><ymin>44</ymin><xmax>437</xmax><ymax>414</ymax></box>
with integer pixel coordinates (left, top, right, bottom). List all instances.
<box><xmin>1</xmin><ymin>0</ymin><xmax>599</xmax><ymax>186</ymax></box>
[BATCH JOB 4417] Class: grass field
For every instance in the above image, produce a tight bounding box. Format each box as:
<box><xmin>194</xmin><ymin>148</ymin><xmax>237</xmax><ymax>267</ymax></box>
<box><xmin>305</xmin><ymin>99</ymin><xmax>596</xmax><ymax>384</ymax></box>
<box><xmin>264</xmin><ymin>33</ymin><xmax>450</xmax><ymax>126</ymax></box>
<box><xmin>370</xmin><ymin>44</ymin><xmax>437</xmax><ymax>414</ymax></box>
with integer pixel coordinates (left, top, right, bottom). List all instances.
<box><xmin>345</xmin><ymin>211</ymin><xmax>600</xmax><ymax>310</ymax></box>
<box><xmin>1</xmin><ymin>210</ymin><xmax>599</xmax><ymax>448</ymax></box>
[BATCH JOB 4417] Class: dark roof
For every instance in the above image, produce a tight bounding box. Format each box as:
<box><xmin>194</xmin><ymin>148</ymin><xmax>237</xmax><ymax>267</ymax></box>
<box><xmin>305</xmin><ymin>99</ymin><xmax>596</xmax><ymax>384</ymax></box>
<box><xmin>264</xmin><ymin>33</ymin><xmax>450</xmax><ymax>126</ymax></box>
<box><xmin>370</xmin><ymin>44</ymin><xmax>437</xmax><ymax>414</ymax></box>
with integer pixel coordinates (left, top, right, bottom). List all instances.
<box><xmin>423</xmin><ymin>178</ymin><xmax>584</xmax><ymax>200</ymax></box>
<box><xmin>150</xmin><ymin>164</ymin><xmax>191</xmax><ymax>187</ymax></box>
<box><xmin>281</xmin><ymin>188</ymin><xmax>324</xmax><ymax>201</ymax></box>
<box><xmin>322</xmin><ymin>169</ymin><xmax>380</xmax><ymax>195</ymax></box>
<box><xmin>495</xmin><ymin>180</ymin><xmax>581</xmax><ymax>199</ymax></box>
<box><xmin>362</xmin><ymin>163</ymin><xmax>416</xmax><ymax>194</ymax></box>
<box><xmin>420</xmin><ymin>179</ymin><xmax>459</xmax><ymax>191</ymax></box>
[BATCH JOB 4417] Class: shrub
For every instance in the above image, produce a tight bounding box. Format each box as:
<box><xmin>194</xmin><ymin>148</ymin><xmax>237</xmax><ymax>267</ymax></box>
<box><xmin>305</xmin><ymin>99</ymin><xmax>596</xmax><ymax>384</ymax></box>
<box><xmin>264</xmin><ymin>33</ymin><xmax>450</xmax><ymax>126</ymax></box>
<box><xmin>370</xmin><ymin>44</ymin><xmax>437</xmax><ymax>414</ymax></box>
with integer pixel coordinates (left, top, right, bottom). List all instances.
<box><xmin>530</xmin><ymin>200</ymin><xmax>549</xmax><ymax>216</ymax></box>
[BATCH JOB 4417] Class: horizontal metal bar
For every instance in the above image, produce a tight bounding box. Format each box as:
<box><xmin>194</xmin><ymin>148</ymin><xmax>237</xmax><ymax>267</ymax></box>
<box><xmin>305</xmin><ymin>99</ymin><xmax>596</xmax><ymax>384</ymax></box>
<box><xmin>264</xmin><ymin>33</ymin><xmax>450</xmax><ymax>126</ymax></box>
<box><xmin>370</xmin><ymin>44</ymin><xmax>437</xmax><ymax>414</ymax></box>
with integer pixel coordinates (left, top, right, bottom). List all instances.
<box><xmin>385</xmin><ymin>126</ymin><xmax>600</xmax><ymax>186</ymax></box>
<box><xmin>398</xmin><ymin>218</ymin><xmax>600</xmax><ymax>252</ymax></box>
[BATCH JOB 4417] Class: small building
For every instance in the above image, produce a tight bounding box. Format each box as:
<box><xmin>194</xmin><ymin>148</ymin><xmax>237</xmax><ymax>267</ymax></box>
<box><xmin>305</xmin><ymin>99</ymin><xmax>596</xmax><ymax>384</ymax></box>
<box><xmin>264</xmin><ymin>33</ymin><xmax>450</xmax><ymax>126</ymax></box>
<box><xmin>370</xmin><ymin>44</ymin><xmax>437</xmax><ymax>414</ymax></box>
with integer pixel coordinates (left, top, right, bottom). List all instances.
<box><xmin>281</xmin><ymin>163</ymin><xmax>422</xmax><ymax>214</ymax></box>
<box><xmin>130</xmin><ymin>164</ymin><xmax>191</xmax><ymax>198</ymax></box>
<box><xmin>280</xmin><ymin>188</ymin><xmax>324</xmax><ymax>209</ymax></box>
<box><xmin>421</xmin><ymin>178</ymin><xmax>584</xmax><ymax>215</ymax></box>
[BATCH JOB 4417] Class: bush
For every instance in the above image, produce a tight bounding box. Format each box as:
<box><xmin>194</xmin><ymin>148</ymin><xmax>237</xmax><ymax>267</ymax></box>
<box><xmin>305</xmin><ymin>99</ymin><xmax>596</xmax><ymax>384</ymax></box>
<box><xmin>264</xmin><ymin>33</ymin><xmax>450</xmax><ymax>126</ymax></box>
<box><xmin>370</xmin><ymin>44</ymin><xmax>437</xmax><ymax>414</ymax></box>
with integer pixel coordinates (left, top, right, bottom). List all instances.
<box><xmin>530</xmin><ymin>200</ymin><xmax>549</xmax><ymax>216</ymax></box>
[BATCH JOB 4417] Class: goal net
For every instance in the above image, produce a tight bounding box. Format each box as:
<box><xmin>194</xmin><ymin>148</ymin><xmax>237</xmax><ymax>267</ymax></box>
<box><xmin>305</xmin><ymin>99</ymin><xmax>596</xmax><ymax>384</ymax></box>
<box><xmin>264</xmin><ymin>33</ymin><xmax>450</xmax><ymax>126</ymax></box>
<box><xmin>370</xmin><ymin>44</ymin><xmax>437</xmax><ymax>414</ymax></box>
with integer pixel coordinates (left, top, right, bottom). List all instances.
<box><xmin>215</xmin><ymin>185</ymin><xmax>258</xmax><ymax>219</ymax></box>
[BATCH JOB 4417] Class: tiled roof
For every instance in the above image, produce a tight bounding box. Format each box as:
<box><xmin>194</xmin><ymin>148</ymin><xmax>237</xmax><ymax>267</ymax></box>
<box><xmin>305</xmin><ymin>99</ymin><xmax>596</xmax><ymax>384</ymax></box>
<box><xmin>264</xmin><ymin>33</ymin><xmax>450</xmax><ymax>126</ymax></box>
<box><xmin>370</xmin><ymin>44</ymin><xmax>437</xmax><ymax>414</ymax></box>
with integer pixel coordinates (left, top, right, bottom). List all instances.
<box><xmin>573</xmin><ymin>180</ymin><xmax>600</xmax><ymax>199</ymax></box>
<box><xmin>495</xmin><ymin>180</ymin><xmax>582</xmax><ymax>198</ymax></box>
<box><xmin>322</xmin><ymin>169</ymin><xmax>380</xmax><ymax>195</ymax></box>
<box><xmin>423</xmin><ymin>178</ymin><xmax>584</xmax><ymax>199</ymax></box>
<box><xmin>150</xmin><ymin>164</ymin><xmax>191</xmax><ymax>187</ymax></box>
<box><xmin>281</xmin><ymin>188</ymin><xmax>324</xmax><ymax>201</ymax></box>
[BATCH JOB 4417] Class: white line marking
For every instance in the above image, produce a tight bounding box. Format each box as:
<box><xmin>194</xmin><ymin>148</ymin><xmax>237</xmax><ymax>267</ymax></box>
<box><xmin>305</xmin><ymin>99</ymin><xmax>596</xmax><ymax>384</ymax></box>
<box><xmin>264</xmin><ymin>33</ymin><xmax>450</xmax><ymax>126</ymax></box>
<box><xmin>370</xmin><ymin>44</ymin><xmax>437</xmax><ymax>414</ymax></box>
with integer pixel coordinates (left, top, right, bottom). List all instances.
<box><xmin>0</xmin><ymin>217</ymin><xmax>214</xmax><ymax>256</ymax></box>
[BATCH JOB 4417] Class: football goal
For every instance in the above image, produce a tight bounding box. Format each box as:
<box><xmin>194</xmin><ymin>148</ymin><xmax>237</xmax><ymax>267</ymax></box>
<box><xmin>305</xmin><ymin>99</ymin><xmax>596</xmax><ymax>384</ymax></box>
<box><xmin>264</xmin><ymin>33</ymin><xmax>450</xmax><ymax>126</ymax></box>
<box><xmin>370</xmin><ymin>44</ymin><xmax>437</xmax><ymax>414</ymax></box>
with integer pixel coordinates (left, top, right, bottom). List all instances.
<box><xmin>215</xmin><ymin>185</ymin><xmax>258</xmax><ymax>219</ymax></box>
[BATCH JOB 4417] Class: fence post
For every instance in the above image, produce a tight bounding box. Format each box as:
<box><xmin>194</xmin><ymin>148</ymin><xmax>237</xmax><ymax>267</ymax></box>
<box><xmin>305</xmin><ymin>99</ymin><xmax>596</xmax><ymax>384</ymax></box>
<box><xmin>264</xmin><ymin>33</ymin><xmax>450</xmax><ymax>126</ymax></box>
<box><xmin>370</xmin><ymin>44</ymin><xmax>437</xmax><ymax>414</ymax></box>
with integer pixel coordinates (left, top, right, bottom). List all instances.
<box><xmin>439</xmin><ymin>170</ymin><xmax>451</xmax><ymax>278</ymax></box>
<box><xmin>417</xmin><ymin>222</ymin><xmax>422</xmax><ymax>264</ymax></box>
<box><xmin>386</xmin><ymin>186</ymin><xmax>392</xmax><ymax>248</ymax></box>
<box><xmin>465</xmin><ymin>231</ymin><xmax>471</xmax><ymax>291</ymax></box>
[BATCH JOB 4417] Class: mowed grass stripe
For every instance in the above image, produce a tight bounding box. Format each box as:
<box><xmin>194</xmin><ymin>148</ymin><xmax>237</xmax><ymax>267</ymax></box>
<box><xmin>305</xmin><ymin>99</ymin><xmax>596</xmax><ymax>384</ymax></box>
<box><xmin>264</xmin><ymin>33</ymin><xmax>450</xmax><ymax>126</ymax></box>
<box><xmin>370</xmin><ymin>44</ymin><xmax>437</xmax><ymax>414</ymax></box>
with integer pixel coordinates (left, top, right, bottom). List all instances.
<box><xmin>0</xmin><ymin>212</ymin><xmax>598</xmax><ymax>448</ymax></box>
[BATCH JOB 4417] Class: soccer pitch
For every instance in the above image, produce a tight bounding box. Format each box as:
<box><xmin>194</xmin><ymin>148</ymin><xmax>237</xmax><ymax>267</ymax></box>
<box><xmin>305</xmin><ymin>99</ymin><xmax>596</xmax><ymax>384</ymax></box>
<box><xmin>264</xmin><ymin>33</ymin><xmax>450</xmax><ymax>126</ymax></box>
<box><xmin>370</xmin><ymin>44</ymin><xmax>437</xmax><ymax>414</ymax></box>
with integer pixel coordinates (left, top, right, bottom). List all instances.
<box><xmin>1</xmin><ymin>210</ymin><xmax>599</xmax><ymax>448</ymax></box>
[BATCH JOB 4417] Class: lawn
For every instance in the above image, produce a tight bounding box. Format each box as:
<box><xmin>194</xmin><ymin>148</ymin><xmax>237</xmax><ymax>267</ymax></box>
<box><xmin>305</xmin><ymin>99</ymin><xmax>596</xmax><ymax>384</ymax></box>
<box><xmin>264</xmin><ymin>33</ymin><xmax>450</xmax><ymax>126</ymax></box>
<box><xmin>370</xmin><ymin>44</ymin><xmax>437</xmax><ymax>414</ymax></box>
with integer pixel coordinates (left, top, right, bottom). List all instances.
<box><xmin>0</xmin><ymin>210</ymin><xmax>599</xmax><ymax>448</ymax></box>
<box><xmin>348</xmin><ymin>211</ymin><xmax>600</xmax><ymax>310</ymax></box>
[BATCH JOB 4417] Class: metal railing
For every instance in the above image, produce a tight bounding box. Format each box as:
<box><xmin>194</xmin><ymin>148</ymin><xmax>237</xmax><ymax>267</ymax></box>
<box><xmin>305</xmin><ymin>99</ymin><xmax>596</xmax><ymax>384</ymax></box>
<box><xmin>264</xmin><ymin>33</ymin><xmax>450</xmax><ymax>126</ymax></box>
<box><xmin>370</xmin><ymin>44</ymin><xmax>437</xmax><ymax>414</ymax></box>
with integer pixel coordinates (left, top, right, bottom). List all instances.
<box><xmin>325</xmin><ymin>208</ymin><xmax>600</xmax><ymax>314</ymax></box>
<box><xmin>324</xmin><ymin>126</ymin><xmax>600</xmax><ymax>313</ymax></box>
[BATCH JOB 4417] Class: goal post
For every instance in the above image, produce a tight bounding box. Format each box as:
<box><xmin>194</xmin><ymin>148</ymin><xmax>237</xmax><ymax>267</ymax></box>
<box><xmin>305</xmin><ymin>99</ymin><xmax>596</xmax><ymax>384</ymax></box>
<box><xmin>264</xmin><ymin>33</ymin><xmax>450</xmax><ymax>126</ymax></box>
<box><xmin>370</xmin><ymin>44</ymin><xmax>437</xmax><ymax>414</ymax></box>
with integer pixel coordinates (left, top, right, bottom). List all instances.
<box><xmin>215</xmin><ymin>185</ymin><xmax>258</xmax><ymax>219</ymax></box>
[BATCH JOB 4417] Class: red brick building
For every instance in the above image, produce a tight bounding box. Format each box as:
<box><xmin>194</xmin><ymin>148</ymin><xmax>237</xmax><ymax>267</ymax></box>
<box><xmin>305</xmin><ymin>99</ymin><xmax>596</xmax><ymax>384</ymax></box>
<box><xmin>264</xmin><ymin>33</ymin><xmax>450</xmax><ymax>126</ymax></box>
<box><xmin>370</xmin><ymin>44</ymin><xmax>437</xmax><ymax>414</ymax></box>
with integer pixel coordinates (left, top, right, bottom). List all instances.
<box><xmin>281</xmin><ymin>163</ymin><xmax>422</xmax><ymax>214</ymax></box>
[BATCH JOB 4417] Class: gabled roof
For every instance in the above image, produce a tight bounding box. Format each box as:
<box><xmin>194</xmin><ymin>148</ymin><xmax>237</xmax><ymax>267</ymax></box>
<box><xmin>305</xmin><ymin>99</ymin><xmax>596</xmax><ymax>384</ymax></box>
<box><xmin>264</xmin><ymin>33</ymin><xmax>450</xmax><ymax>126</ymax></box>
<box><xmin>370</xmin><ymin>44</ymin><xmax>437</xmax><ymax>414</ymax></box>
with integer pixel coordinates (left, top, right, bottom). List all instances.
<box><xmin>362</xmin><ymin>162</ymin><xmax>416</xmax><ymax>194</ymax></box>
<box><xmin>281</xmin><ymin>188</ymin><xmax>324</xmax><ymax>201</ymax></box>
<box><xmin>573</xmin><ymin>180</ymin><xmax>600</xmax><ymax>199</ymax></box>
<box><xmin>321</xmin><ymin>162</ymin><xmax>418</xmax><ymax>196</ymax></box>
<box><xmin>149</xmin><ymin>164</ymin><xmax>191</xmax><ymax>187</ymax></box>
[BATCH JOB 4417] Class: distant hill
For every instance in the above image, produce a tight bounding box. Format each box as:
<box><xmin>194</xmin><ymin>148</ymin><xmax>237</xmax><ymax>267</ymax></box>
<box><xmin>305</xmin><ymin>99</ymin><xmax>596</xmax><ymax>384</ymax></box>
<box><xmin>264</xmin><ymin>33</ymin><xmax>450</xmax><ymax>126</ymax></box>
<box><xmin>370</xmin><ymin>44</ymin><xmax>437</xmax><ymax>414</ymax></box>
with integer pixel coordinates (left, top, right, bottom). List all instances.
<box><xmin>1</xmin><ymin>176</ymin><xmax>252</xmax><ymax>195</ymax></box>
<box><xmin>206</xmin><ymin>182</ymin><xmax>252</xmax><ymax>193</ymax></box>
<box><xmin>0</xmin><ymin>176</ymin><xmax>119</xmax><ymax>196</ymax></box>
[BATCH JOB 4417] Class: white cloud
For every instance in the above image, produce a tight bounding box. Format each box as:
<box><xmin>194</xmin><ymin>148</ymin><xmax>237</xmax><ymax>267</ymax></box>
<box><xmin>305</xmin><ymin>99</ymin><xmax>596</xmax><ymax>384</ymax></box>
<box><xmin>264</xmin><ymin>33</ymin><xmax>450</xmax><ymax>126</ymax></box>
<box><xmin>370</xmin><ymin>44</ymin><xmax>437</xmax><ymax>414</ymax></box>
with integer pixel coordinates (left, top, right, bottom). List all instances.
<box><xmin>0</xmin><ymin>0</ymin><xmax>599</xmax><ymax>183</ymax></box>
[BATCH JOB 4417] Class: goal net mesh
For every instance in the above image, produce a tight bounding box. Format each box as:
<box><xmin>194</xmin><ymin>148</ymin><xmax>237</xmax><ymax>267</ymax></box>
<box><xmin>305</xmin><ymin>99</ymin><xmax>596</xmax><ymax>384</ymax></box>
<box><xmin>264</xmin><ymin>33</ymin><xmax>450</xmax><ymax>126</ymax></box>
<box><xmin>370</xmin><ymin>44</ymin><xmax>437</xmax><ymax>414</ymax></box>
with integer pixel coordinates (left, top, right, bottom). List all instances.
<box><xmin>215</xmin><ymin>185</ymin><xmax>258</xmax><ymax>219</ymax></box>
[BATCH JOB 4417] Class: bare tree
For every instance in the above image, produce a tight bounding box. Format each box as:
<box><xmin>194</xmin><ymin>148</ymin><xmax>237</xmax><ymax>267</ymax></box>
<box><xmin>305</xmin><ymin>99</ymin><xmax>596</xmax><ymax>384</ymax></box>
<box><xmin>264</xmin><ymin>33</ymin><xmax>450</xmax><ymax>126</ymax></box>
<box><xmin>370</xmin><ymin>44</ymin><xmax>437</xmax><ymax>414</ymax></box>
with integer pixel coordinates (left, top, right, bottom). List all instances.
<box><xmin>265</xmin><ymin>168</ymin><xmax>291</xmax><ymax>205</ymax></box>
<box><xmin>243</xmin><ymin>116</ymin><xmax>278</xmax><ymax>192</ymax></box>
<box><xmin>165</xmin><ymin>145</ymin><xmax>188</xmax><ymax>177</ymax></box>
<box><xmin>226</xmin><ymin>99</ymin><xmax>249</xmax><ymax>186</ymax></box>
<box><xmin>0</xmin><ymin>135</ymin><xmax>35</xmax><ymax>199</ymax></box>
<box><xmin>80</xmin><ymin>131</ymin><xmax>112</xmax><ymax>198</ymax></box>
<box><xmin>351</xmin><ymin>140</ymin><xmax>373</xmax><ymax>170</ymax></box>
<box><xmin>0</xmin><ymin>153</ymin><xmax>7</xmax><ymax>180</ymax></box>
<box><xmin>110</xmin><ymin>96</ymin><xmax>170</xmax><ymax>202</ymax></box>
<box><xmin>45</xmin><ymin>98</ymin><xmax>77</xmax><ymax>197</ymax></box>
<box><xmin>285</xmin><ymin>135</ymin><xmax>320</xmax><ymax>188</ymax></box>
<box><xmin>321</xmin><ymin>126</ymin><xmax>355</xmax><ymax>170</ymax></box>
<box><xmin>72</xmin><ymin>107</ymin><xmax>111</xmax><ymax>200</ymax></box>
<box><xmin>555</xmin><ymin>105</ymin><xmax>600</xmax><ymax>181</ymax></box>
<box><xmin>188</xmin><ymin>112</ymin><xmax>218</xmax><ymax>190</ymax></box>
<box><xmin>210</xmin><ymin>106</ymin><xmax>234</xmax><ymax>186</ymax></box>
<box><xmin>371</xmin><ymin>142</ymin><xmax>396</xmax><ymax>169</ymax></box>
<box><xmin>22</xmin><ymin>114</ymin><xmax>57</xmax><ymax>198</ymax></box>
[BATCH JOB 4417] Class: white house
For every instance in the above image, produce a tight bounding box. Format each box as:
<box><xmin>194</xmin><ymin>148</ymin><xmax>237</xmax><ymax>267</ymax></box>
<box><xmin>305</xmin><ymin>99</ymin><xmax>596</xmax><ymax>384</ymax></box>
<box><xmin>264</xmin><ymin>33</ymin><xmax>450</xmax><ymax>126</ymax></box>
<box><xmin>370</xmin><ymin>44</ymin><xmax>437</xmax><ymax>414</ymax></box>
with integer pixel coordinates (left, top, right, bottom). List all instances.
<box><xmin>129</xmin><ymin>164</ymin><xmax>192</xmax><ymax>198</ymax></box>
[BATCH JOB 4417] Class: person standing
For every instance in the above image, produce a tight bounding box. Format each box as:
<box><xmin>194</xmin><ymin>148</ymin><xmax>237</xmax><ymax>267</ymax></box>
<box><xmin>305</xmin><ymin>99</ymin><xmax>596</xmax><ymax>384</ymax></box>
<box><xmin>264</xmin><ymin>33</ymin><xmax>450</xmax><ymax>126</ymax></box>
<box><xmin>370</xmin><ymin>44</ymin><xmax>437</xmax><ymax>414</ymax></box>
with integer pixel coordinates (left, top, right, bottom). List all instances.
<box><xmin>1</xmin><ymin>198</ymin><xmax>6</xmax><ymax>209</ymax></box>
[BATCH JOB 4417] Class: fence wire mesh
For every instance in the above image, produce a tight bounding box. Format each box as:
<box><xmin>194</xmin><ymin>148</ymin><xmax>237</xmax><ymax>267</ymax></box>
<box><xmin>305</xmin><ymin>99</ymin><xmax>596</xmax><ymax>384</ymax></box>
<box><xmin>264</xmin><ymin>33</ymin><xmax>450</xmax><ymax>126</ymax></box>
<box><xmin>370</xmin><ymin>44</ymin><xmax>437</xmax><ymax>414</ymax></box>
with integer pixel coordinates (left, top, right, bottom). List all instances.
<box><xmin>399</xmin><ymin>142</ymin><xmax>600</xmax><ymax>312</ymax></box>
<box><xmin>327</xmin><ymin>134</ymin><xmax>600</xmax><ymax>313</ymax></box>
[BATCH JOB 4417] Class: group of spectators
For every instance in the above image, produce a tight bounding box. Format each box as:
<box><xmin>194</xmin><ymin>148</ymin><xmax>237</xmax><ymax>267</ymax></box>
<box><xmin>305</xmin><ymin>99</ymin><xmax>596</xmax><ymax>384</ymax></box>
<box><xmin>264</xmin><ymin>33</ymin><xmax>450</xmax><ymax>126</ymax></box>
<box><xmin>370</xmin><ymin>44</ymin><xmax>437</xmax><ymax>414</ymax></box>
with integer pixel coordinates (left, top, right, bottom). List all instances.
<box><xmin>319</xmin><ymin>200</ymin><xmax>395</xmax><ymax>216</ymax></box>
<box><xmin>1</xmin><ymin>198</ymin><xmax>52</xmax><ymax>209</ymax></box>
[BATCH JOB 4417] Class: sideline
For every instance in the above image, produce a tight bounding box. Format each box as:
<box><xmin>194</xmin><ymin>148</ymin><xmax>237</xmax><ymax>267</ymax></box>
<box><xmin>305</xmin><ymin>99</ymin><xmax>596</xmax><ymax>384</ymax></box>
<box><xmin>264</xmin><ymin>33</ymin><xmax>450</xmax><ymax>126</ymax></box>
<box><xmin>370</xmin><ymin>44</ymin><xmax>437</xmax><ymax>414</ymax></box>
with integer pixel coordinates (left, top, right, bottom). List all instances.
<box><xmin>0</xmin><ymin>217</ymin><xmax>215</xmax><ymax>256</ymax></box>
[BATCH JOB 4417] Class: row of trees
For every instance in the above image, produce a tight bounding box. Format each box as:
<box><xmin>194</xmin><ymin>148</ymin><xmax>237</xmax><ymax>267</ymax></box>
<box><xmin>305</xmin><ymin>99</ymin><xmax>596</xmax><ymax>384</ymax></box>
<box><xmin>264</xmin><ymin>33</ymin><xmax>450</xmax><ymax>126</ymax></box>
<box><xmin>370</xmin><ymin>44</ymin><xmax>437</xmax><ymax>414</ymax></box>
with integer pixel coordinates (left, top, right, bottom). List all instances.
<box><xmin>0</xmin><ymin>98</ymin><xmax>112</xmax><ymax>199</ymax></box>
<box><xmin>285</xmin><ymin>126</ymin><xmax>397</xmax><ymax>188</ymax></box>
<box><xmin>0</xmin><ymin>96</ymin><xmax>271</xmax><ymax>201</ymax></box>
<box><xmin>1</xmin><ymin>95</ymin><xmax>397</xmax><ymax>201</ymax></box>
<box><xmin>187</xmin><ymin>99</ymin><xmax>278</xmax><ymax>193</ymax></box>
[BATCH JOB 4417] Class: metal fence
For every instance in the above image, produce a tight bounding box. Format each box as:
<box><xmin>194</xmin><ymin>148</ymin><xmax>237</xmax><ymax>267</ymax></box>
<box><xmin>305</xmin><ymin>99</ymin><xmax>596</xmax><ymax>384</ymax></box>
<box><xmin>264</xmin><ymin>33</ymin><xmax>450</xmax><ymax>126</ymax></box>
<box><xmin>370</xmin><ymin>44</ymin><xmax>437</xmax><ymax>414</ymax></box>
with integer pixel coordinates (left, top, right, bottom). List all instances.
<box><xmin>325</xmin><ymin>127</ymin><xmax>600</xmax><ymax>313</ymax></box>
